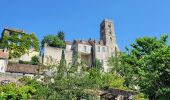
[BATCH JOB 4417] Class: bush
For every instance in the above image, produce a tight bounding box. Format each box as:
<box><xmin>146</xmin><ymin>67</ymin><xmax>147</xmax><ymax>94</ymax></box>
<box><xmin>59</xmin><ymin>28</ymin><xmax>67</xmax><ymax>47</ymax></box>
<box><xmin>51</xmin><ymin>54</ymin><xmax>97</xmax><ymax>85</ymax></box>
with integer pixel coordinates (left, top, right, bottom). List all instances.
<box><xmin>31</xmin><ymin>56</ymin><xmax>40</xmax><ymax>65</ymax></box>
<box><xmin>19</xmin><ymin>60</ymin><xmax>30</xmax><ymax>64</ymax></box>
<box><xmin>41</xmin><ymin>34</ymin><xmax>65</xmax><ymax>48</ymax></box>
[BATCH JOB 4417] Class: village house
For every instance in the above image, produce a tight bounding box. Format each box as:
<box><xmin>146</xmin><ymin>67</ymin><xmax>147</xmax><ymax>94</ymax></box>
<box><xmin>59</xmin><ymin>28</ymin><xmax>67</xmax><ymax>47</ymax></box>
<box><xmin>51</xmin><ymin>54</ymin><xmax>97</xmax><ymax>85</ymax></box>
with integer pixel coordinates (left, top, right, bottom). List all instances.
<box><xmin>0</xmin><ymin>28</ymin><xmax>39</xmax><ymax>63</ymax></box>
<box><xmin>0</xmin><ymin>28</ymin><xmax>40</xmax><ymax>77</ymax></box>
<box><xmin>0</xmin><ymin>19</ymin><xmax>119</xmax><ymax>73</ymax></box>
<box><xmin>43</xmin><ymin>19</ymin><xmax>119</xmax><ymax>72</ymax></box>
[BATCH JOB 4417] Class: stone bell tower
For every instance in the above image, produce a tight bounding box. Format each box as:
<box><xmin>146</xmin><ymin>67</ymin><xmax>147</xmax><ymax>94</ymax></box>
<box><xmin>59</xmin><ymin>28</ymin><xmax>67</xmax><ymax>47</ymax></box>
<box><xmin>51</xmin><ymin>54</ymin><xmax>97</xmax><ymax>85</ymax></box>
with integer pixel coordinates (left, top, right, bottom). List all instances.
<box><xmin>100</xmin><ymin>19</ymin><xmax>118</xmax><ymax>56</ymax></box>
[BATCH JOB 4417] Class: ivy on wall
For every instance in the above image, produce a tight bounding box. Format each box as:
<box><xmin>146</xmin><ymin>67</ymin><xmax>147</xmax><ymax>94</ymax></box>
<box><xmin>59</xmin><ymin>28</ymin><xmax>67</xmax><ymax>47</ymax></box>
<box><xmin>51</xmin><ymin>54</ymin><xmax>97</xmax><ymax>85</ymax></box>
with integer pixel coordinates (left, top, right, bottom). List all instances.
<box><xmin>0</xmin><ymin>31</ymin><xmax>39</xmax><ymax>58</ymax></box>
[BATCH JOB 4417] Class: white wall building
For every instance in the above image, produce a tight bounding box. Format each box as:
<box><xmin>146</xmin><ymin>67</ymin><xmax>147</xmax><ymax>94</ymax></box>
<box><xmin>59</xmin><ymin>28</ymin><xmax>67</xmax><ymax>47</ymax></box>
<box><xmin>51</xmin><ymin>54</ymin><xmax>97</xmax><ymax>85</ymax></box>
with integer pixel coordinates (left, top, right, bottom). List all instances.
<box><xmin>43</xmin><ymin>19</ymin><xmax>119</xmax><ymax>72</ymax></box>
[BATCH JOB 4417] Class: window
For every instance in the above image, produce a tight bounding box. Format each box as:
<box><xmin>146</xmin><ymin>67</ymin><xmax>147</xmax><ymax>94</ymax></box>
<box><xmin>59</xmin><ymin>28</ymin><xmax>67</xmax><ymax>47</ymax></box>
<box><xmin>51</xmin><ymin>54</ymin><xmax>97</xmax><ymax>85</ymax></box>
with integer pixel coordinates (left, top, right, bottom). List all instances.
<box><xmin>98</xmin><ymin>46</ymin><xmax>100</xmax><ymax>52</ymax></box>
<box><xmin>17</xmin><ymin>42</ymin><xmax>21</xmax><ymax>46</ymax></box>
<box><xmin>8</xmin><ymin>41</ymin><xmax>11</xmax><ymax>45</ymax></box>
<box><xmin>18</xmin><ymin>34</ymin><xmax>22</xmax><ymax>38</ymax></box>
<box><xmin>108</xmin><ymin>24</ymin><xmax>111</xmax><ymax>28</ymax></box>
<box><xmin>102</xmin><ymin>47</ymin><xmax>105</xmax><ymax>52</ymax></box>
<box><xmin>1</xmin><ymin>66</ymin><xmax>3</xmax><ymax>71</ymax></box>
<box><xmin>30</xmin><ymin>45</ymin><xmax>33</xmax><ymax>49</ymax></box>
<box><xmin>84</xmin><ymin>46</ymin><xmax>87</xmax><ymax>52</ymax></box>
<box><xmin>9</xmin><ymin>32</ymin><xmax>12</xmax><ymax>36</ymax></box>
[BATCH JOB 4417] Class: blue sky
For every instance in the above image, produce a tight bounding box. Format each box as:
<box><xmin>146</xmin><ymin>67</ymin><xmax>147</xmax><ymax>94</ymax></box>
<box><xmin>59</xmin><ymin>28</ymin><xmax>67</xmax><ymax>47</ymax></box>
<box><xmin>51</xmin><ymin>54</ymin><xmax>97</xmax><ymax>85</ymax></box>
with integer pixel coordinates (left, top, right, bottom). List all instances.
<box><xmin>0</xmin><ymin>0</ymin><xmax>170</xmax><ymax>51</ymax></box>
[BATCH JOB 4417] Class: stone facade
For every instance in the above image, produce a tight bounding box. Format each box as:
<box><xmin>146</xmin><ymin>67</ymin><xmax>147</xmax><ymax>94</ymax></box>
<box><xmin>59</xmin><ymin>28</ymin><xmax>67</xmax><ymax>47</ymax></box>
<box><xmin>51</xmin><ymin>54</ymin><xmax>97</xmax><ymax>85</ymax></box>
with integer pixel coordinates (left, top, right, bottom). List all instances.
<box><xmin>43</xmin><ymin>19</ymin><xmax>119</xmax><ymax>72</ymax></box>
<box><xmin>43</xmin><ymin>43</ymin><xmax>73</xmax><ymax>66</ymax></box>
<box><xmin>0</xmin><ymin>28</ymin><xmax>39</xmax><ymax>63</ymax></box>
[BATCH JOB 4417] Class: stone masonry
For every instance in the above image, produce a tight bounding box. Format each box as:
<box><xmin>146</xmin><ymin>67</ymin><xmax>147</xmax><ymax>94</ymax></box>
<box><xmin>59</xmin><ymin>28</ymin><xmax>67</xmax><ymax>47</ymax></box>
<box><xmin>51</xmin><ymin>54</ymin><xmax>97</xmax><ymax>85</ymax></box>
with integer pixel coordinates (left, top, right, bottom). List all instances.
<box><xmin>43</xmin><ymin>19</ymin><xmax>119</xmax><ymax>72</ymax></box>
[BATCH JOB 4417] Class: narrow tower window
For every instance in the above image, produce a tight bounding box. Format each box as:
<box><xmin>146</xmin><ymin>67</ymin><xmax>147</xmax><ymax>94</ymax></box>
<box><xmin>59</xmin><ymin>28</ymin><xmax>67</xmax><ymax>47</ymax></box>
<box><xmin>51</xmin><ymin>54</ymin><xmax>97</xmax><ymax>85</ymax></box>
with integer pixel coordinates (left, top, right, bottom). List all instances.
<box><xmin>84</xmin><ymin>46</ymin><xmax>87</xmax><ymax>52</ymax></box>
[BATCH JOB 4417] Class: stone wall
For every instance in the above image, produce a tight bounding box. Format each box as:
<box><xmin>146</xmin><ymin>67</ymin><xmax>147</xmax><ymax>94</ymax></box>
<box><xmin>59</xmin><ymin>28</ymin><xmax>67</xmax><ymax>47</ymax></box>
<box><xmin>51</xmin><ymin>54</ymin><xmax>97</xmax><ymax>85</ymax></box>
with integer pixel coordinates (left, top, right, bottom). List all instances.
<box><xmin>43</xmin><ymin>44</ymin><xmax>73</xmax><ymax>66</ymax></box>
<box><xmin>20</xmin><ymin>50</ymin><xmax>39</xmax><ymax>62</ymax></box>
<box><xmin>94</xmin><ymin>44</ymin><xmax>109</xmax><ymax>72</ymax></box>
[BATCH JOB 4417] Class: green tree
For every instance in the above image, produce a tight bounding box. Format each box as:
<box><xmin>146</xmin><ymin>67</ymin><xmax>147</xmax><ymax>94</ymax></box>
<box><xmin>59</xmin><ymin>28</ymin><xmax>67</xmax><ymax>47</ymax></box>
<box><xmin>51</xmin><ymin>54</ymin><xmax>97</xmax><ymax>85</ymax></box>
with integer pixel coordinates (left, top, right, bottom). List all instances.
<box><xmin>114</xmin><ymin>34</ymin><xmax>170</xmax><ymax>99</ymax></box>
<box><xmin>58</xmin><ymin>31</ymin><xmax>65</xmax><ymax>41</ymax></box>
<box><xmin>95</xmin><ymin>59</ymin><xmax>102</xmax><ymax>70</ymax></box>
<box><xmin>42</xmin><ymin>34</ymin><xmax>65</xmax><ymax>48</ymax></box>
<box><xmin>56</xmin><ymin>49</ymin><xmax>66</xmax><ymax>79</ymax></box>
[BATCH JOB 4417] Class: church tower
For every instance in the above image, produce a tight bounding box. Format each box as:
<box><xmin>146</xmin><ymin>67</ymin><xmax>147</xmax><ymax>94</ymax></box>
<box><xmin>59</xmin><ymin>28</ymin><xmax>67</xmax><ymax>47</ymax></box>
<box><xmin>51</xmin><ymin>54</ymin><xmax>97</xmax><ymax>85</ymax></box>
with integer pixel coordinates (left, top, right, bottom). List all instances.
<box><xmin>100</xmin><ymin>19</ymin><xmax>118</xmax><ymax>56</ymax></box>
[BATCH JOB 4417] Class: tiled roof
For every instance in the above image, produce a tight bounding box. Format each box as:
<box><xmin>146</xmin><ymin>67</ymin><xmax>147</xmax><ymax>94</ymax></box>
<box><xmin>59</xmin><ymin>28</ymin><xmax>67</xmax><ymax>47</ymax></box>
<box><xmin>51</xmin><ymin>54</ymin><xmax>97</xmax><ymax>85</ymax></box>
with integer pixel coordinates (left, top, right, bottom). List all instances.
<box><xmin>74</xmin><ymin>40</ymin><xmax>91</xmax><ymax>45</ymax></box>
<box><xmin>6</xmin><ymin>64</ymin><xmax>39</xmax><ymax>74</ymax></box>
<box><xmin>95</xmin><ymin>40</ymin><xmax>105</xmax><ymax>46</ymax></box>
<box><xmin>4</xmin><ymin>28</ymin><xmax>25</xmax><ymax>33</ymax></box>
<box><xmin>0</xmin><ymin>51</ymin><xmax>8</xmax><ymax>59</ymax></box>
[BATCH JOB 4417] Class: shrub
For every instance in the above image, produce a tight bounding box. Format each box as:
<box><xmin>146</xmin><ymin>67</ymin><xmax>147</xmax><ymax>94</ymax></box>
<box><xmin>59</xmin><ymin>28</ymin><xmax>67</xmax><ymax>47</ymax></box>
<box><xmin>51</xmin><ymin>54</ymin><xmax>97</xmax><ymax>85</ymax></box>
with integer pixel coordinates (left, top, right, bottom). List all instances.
<box><xmin>19</xmin><ymin>60</ymin><xmax>30</xmax><ymax>64</ymax></box>
<box><xmin>31</xmin><ymin>56</ymin><xmax>40</xmax><ymax>65</ymax></box>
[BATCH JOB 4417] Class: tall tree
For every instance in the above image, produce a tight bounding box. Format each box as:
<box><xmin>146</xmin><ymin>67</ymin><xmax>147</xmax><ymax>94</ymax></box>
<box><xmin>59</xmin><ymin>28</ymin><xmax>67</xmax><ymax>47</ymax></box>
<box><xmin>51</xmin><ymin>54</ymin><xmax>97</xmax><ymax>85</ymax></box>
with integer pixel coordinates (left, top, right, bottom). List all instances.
<box><xmin>58</xmin><ymin>31</ymin><xmax>65</xmax><ymax>41</ymax></box>
<box><xmin>57</xmin><ymin>49</ymin><xmax>66</xmax><ymax>79</ymax></box>
<box><xmin>112</xmin><ymin>34</ymin><xmax>170</xmax><ymax>99</ymax></box>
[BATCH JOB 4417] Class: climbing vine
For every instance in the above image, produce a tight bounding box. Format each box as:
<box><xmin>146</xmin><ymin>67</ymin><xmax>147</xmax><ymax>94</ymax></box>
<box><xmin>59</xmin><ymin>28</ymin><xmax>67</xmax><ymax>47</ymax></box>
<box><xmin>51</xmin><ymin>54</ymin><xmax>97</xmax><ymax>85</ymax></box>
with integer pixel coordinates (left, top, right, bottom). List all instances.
<box><xmin>0</xmin><ymin>31</ymin><xmax>39</xmax><ymax>58</ymax></box>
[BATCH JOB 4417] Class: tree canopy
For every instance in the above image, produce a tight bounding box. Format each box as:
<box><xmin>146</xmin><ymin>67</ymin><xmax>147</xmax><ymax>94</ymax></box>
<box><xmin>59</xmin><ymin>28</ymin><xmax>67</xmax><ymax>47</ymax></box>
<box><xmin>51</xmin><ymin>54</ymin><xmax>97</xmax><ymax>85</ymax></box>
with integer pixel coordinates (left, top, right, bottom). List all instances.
<box><xmin>109</xmin><ymin>34</ymin><xmax>170</xmax><ymax>99</ymax></box>
<box><xmin>41</xmin><ymin>31</ymin><xmax>66</xmax><ymax>48</ymax></box>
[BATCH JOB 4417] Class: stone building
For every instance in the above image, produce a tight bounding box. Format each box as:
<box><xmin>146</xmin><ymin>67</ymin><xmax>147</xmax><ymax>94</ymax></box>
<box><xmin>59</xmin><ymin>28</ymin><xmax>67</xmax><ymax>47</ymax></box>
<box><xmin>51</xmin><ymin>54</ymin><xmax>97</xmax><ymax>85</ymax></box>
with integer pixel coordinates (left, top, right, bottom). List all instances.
<box><xmin>43</xmin><ymin>19</ymin><xmax>119</xmax><ymax>72</ymax></box>
<box><xmin>0</xmin><ymin>28</ymin><xmax>39</xmax><ymax>62</ymax></box>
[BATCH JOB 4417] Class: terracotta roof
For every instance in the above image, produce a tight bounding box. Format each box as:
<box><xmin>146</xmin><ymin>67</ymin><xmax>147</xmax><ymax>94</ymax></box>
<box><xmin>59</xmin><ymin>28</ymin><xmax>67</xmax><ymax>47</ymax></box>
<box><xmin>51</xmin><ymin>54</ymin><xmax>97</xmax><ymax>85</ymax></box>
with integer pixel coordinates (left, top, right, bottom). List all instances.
<box><xmin>0</xmin><ymin>51</ymin><xmax>8</xmax><ymax>59</ymax></box>
<box><xmin>4</xmin><ymin>28</ymin><xmax>25</xmax><ymax>33</ymax></box>
<box><xmin>95</xmin><ymin>40</ymin><xmax>105</xmax><ymax>46</ymax></box>
<box><xmin>74</xmin><ymin>40</ymin><xmax>91</xmax><ymax>45</ymax></box>
<box><xmin>6</xmin><ymin>64</ymin><xmax>39</xmax><ymax>74</ymax></box>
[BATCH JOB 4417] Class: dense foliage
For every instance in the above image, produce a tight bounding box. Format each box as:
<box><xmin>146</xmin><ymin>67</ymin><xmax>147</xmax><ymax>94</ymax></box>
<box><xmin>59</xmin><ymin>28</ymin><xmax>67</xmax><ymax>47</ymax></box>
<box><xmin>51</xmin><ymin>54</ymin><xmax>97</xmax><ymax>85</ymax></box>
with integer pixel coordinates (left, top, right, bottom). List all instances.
<box><xmin>0</xmin><ymin>31</ymin><xmax>39</xmax><ymax>58</ymax></box>
<box><xmin>95</xmin><ymin>59</ymin><xmax>103</xmax><ymax>70</ymax></box>
<box><xmin>41</xmin><ymin>31</ymin><xmax>65</xmax><ymax>48</ymax></box>
<box><xmin>0</xmin><ymin>49</ymin><xmax>138</xmax><ymax>100</ymax></box>
<box><xmin>31</xmin><ymin>55</ymin><xmax>40</xmax><ymax>65</ymax></box>
<box><xmin>0</xmin><ymin>82</ymin><xmax>36</xmax><ymax>99</ymax></box>
<box><xmin>58</xmin><ymin>31</ymin><xmax>65</xmax><ymax>41</ymax></box>
<box><xmin>109</xmin><ymin>34</ymin><xmax>170</xmax><ymax>99</ymax></box>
